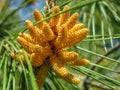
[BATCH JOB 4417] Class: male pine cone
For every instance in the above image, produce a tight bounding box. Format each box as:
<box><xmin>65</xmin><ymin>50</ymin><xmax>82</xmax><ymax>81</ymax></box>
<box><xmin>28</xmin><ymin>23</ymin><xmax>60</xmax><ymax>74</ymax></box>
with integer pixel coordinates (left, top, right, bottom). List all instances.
<box><xmin>11</xmin><ymin>5</ymin><xmax>90</xmax><ymax>89</ymax></box>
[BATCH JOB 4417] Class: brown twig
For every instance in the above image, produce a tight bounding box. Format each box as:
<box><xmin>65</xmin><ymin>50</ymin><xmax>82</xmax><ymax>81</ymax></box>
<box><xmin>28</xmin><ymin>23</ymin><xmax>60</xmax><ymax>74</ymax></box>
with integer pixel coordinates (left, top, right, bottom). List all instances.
<box><xmin>84</xmin><ymin>80</ymin><xmax>111</xmax><ymax>90</ymax></box>
<box><xmin>91</xmin><ymin>43</ymin><xmax>120</xmax><ymax>70</ymax></box>
<box><xmin>83</xmin><ymin>43</ymin><xmax>120</xmax><ymax>89</ymax></box>
<box><xmin>45</xmin><ymin>0</ymin><xmax>56</xmax><ymax>15</ymax></box>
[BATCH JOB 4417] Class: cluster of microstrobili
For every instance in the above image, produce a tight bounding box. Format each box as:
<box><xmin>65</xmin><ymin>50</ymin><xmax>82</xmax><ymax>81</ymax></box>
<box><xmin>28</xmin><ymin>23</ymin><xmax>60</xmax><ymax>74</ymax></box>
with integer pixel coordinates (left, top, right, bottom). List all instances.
<box><xmin>11</xmin><ymin>5</ymin><xmax>90</xmax><ymax>89</ymax></box>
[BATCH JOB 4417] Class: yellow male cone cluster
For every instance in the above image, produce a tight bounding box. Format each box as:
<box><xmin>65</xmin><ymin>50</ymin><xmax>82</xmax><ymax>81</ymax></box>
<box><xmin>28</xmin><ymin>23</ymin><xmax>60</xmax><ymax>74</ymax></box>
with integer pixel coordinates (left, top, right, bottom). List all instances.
<box><xmin>11</xmin><ymin>5</ymin><xmax>90</xmax><ymax>89</ymax></box>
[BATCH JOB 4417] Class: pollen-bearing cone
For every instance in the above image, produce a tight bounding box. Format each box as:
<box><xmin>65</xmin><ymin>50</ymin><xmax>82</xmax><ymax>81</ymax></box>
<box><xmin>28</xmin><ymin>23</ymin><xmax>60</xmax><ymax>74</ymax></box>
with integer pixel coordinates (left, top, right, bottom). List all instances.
<box><xmin>49</xmin><ymin>55</ymin><xmax>80</xmax><ymax>84</ymax></box>
<box><xmin>36</xmin><ymin>65</ymin><xmax>48</xmax><ymax>88</ymax></box>
<box><xmin>10</xmin><ymin>5</ymin><xmax>90</xmax><ymax>89</ymax></box>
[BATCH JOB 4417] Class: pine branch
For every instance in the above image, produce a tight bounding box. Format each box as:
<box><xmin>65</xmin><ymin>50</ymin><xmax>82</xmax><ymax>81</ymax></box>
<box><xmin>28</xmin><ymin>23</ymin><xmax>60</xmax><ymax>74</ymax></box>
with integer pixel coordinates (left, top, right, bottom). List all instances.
<box><xmin>84</xmin><ymin>80</ymin><xmax>111</xmax><ymax>90</ymax></box>
<box><xmin>83</xmin><ymin>43</ymin><xmax>120</xmax><ymax>89</ymax></box>
<box><xmin>91</xmin><ymin>43</ymin><xmax>120</xmax><ymax>70</ymax></box>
